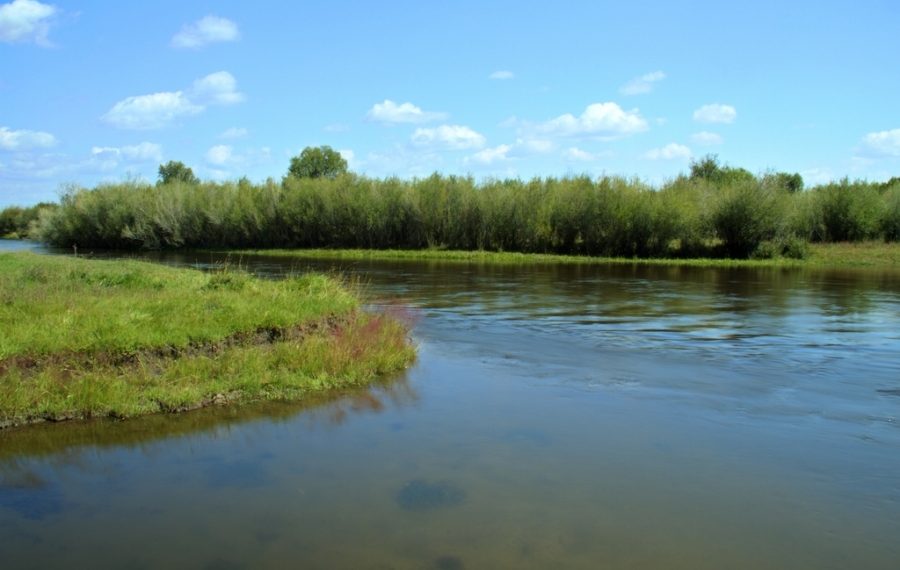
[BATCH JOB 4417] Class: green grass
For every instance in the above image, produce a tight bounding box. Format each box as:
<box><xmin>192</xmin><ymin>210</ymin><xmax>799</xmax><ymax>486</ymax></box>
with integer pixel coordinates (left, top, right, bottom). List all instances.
<box><xmin>0</xmin><ymin>253</ymin><xmax>415</xmax><ymax>428</ymax></box>
<box><xmin>803</xmin><ymin>241</ymin><xmax>900</xmax><ymax>268</ymax></box>
<box><xmin>229</xmin><ymin>242</ymin><xmax>900</xmax><ymax>270</ymax></box>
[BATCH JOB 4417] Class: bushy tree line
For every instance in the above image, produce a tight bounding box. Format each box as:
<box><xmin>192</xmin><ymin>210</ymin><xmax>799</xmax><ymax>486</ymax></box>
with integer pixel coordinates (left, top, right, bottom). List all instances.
<box><xmin>0</xmin><ymin>202</ymin><xmax>57</xmax><ymax>238</ymax></box>
<box><xmin>29</xmin><ymin>160</ymin><xmax>900</xmax><ymax>258</ymax></box>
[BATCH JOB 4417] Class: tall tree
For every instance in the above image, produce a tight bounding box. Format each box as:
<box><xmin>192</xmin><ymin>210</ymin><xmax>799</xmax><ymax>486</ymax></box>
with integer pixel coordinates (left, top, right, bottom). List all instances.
<box><xmin>158</xmin><ymin>161</ymin><xmax>199</xmax><ymax>185</ymax></box>
<box><xmin>287</xmin><ymin>146</ymin><xmax>348</xmax><ymax>179</ymax></box>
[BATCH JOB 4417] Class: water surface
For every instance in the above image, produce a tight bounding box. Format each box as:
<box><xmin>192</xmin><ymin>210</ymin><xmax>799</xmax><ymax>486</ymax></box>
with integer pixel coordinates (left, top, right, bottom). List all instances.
<box><xmin>1</xmin><ymin>246</ymin><xmax>899</xmax><ymax>568</ymax></box>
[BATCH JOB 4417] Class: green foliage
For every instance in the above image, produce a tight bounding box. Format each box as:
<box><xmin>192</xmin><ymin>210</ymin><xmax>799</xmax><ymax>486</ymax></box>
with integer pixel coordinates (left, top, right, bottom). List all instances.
<box><xmin>799</xmin><ymin>179</ymin><xmax>884</xmax><ymax>242</ymax></box>
<box><xmin>287</xmin><ymin>145</ymin><xmax>349</xmax><ymax>179</ymax></box>
<box><xmin>0</xmin><ymin>202</ymin><xmax>57</xmax><ymax>238</ymax></box>
<box><xmin>689</xmin><ymin>154</ymin><xmax>756</xmax><ymax>186</ymax></box>
<box><xmin>763</xmin><ymin>171</ymin><xmax>804</xmax><ymax>193</ymax></box>
<box><xmin>32</xmin><ymin>166</ymin><xmax>900</xmax><ymax>259</ymax></box>
<box><xmin>157</xmin><ymin>160</ymin><xmax>199</xmax><ymax>185</ymax></box>
<box><xmin>751</xmin><ymin>236</ymin><xmax>808</xmax><ymax>260</ymax></box>
<box><xmin>877</xmin><ymin>176</ymin><xmax>900</xmax><ymax>192</ymax></box>
<box><xmin>880</xmin><ymin>185</ymin><xmax>900</xmax><ymax>241</ymax></box>
<box><xmin>710</xmin><ymin>182</ymin><xmax>782</xmax><ymax>258</ymax></box>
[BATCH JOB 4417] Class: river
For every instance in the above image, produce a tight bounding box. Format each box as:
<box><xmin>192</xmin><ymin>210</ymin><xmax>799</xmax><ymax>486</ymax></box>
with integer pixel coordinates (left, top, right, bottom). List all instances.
<box><xmin>1</xmin><ymin>241</ymin><xmax>899</xmax><ymax>569</ymax></box>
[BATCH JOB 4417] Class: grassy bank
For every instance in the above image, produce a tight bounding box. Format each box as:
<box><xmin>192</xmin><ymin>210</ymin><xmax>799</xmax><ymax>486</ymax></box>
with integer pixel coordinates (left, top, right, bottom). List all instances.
<box><xmin>231</xmin><ymin>241</ymin><xmax>900</xmax><ymax>270</ymax></box>
<box><xmin>0</xmin><ymin>253</ymin><xmax>415</xmax><ymax>429</ymax></box>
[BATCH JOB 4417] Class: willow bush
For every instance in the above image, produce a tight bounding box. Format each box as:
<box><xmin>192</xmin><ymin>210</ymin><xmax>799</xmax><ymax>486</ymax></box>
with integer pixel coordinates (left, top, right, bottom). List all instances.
<box><xmin>32</xmin><ymin>172</ymin><xmax>900</xmax><ymax>259</ymax></box>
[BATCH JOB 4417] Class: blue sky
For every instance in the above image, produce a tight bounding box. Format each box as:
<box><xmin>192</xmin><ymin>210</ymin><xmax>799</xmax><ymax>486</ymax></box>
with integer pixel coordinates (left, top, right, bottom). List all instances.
<box><xmin>1</xmin><ymin>0</ymin><xmax>898</xmax><ymax>206</ymax></box>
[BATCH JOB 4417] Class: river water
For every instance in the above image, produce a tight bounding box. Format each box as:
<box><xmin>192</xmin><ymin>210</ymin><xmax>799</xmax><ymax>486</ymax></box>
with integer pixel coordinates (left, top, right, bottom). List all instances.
<box><xmin>1</xmin><ymin>242</ymin><xmax>899</xmax><ymax>569</ymax></box>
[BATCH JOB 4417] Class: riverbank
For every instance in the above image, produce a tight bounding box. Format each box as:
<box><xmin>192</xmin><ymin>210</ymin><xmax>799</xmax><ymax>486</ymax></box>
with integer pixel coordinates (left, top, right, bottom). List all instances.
<box><xmin>0</xmin><ymin>253</ymin><xmax>415</xmax><ymax>429</ymax></box>
<box><xmin>230</xmin><ymin>242</ymin><xmax>900</xmax><ymax>270</ymax></box>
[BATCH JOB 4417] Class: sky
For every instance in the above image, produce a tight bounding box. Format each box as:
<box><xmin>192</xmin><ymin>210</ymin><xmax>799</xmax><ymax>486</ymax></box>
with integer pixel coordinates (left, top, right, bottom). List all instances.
<box><xmin>1</xmin><ymin>0</ymin><xmax>899</xmax><ymax>206</ymax></box>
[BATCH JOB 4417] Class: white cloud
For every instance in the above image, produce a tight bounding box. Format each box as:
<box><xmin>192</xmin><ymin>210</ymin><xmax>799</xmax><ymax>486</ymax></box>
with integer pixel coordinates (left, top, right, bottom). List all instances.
<box><xmin>361</xmin><ymin>145</ymin><xmax>445</xmax><ymax>177</ymax></box>
<box><xmin>691</xmin><ymin>131</ymin><xmax>724</xmax><ymax>145</ymax></box>
<box><xmin>860</xmin><ymin>128</ymin><xmax>900</xmax><ymax>158</ymax></box>
<box><xmin>620</xmin><ymin>71</ymin><xmax>666</xmax><ymax>95</ymax></box>
<box><xmin>563</xmin><ymin>147</ymin><xmax>609</xmax><ymax>162</ymax></box>
<box><xmin>103</xmin><ymin>91</ymin><xmax>202</xmax><ymax>130</ymax></box>
<box><xmin>122</xmin><ymin>142</ymin><xmax>163</xmax><ymax>162</ymax></box>
<box><xmin>337</xmin><ymin>148</ymin><xmax>354</xmax><ymax>161</ymax></box>
<box><xmin>171</xmin><ymin>15</ymin><xmax>239</xmax><ymax>48</ymax></box>
<box><xmin>463</xmin><ymin>137</ymin><xmax>556</xmax><ymax>167</ymax></box>
<box><xmin>644</xmin><ymin>143</ymin><xmax>692</xmax><ymax>160</ymax></box>
<box><xmin>0</xmin><ymin>0</ymin><xmax>55</xmax><ymax>46</ymax></box>
<box><xmin>202</xmin><ymin>145</ymin><xmax>271</xmax><ymax>172</ymax></box>
<box><xmin>206</xmin><ymin>144</ymin><xmax>233</xmax><ymax>165</ymax></box>
<box><xmin>367</xmin><ymin>100</ymin><xmax>446</xmax><ymax>124</ymax></box>
<box><xmin>220</xmin><ymin>127</ymin><xmax>248</xmax><ymax>139</ymax></box>
<box><xmin>411</xmin><ymin>125</ymin><xmax>486</xmax><ymax>150</ymax></box>
<box><xmin>466</xmin><ymin>144</ymin><xmax>512</xmax><ymax>165</ymax></box>
<box><xmin>489</xmin><ymin>70</ymin><xmax>514</xmax><ymax>80</ymax></box>
<box><xmin>190</xmin><ymin>71</ymin><xmax>244</xmax><ymax>105</ymax></box>
<box><xmin>0</xmin><ymin>126</ymin><xmax>56</xmax><ymax>150</ymax></box>
<box><xmin>91</xmin><ymin>142</ymin><xmax>162</xmax><ymax>170</ymax></box>
<box><xmin>516</xmin><ymin>138</ymin><xmax>555</xmax><ymax>154</ymax></box>
<box><xmin>103</xmin><ymin>72</ymin><xmax>242</xmax><ymax>130</ymax></box>
<box><xmin>536</xmin><ymin>102</ymin><xmax>648</xmax><ymax>139</ymax></box>
<box><xmin>693</xmin><ymin>104</ymin><xmax>737</xmax><ymax>124</ymax></box>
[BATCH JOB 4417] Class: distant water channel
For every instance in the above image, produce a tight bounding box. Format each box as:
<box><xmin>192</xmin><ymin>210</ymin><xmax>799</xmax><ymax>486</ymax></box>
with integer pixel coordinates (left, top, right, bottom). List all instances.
<box><xmin>2</xmin><ymin>241</ymin><xmax>899</xmax><ymax>569</ymax></box>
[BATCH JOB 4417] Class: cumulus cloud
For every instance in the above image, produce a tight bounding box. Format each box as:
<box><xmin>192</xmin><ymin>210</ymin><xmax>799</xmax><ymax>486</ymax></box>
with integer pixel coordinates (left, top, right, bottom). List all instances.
<box><xmin>103</xmin><ymin>72</ymin><xmax>243</xmax><ymax>130</ymax></box>
<box><xmin>644</xmin><ymin>143</ymin><xmax>692</xmax><ymax>160</ymax></box>
<box><xmin>859</xmin><ymin>128</ymin><xmax>900</xmax><ymax>158</ymax></box>
<box><xmin>171</xmin><ymin>15</ymin><xmax>239</xmax><ymax>48</ymax></box>
<box><xmin>189</xmin><ymin>71</ymin><xmax>244</xmax><ymax>105</ymax></box>
<box><xmin>535</xmin><ymin>102</ymin><xmax>648</xmax><ymax>139</ymax></box>
<box><xmin>466</xmin><ymin>144</ymin><xmax>512</xmax><ymax>165</ymax></box>
<box><xmin>0</xmin><ymin>126</ymin><xmax>56</xmax><ymax>150</ymax></box>
<box><xmin>691</xmin><ymin>131</ymin><xmax>724</xmax><ymax>145</ymax></box>
<box><xmin>103</xmin><ymin>91</ymin><xmax>202</xmax><ymax>130</ymax></box>
<box><xmin>489</xmin><ymin>70</ymin><xmax>514</xmax><ymax>80</ymax></box>
<box><xmin>693</xmin><ymin>104</ymin><xmax>737</xmax><ymax>124</ymax></box>
<box><xmin>464</xmin><ymin>137</ymin><xmax>559</xmax><ymax>167</ymax></box>
<box><xmin>411</xmin><ymin>125</ymin><xmax>486</xmax><ymax>150</ymax></box>
<box><xmin>0</xmin><ymin>0</ymin><xmax>55</xmax><ymax>46</ymax></box>
<box><xmin>367</xmin><ymin>100</ymin><xmax>447</xmax><ymax>124</ymax></box>
<box><xmin>620</xmin><ymin>71</ymin><xmax>666</xmax><ymax>95</ymax></box>
<box><xmin>205</xmin><ymin>144</ymin><xmax>233</xmax><ymax>165</ymax></box>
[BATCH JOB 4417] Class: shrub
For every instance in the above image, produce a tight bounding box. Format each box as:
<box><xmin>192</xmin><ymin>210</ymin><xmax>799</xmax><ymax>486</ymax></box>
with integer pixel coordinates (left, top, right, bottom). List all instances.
<box><xmin>807</xmin><ymin>179</ymin><xmax>883</xmax><ymax>241</ymax></box>
<box><xmin>709</xmin><ymin>182</ymin><xmax>782</xmax><ymax>258</ymax></box>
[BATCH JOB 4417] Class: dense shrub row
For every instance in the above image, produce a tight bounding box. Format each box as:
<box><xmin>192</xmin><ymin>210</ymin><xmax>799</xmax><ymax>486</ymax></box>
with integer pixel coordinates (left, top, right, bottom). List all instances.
<box><xmin>0</xmin><ymin>202</ymin><xmax>57</xmax><ymax>239</ymax></box>
<box><xmin>23</xmin><ymin>171</ymin><xmax>899</xmax><ymax>258</ymax></box>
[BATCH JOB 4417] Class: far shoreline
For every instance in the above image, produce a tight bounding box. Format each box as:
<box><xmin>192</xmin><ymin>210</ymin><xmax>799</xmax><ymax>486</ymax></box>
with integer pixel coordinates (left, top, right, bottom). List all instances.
<box><xmin>225</xmin><ymin>242</ymin><xmax>900</xmax><ymax>271</ymax></box>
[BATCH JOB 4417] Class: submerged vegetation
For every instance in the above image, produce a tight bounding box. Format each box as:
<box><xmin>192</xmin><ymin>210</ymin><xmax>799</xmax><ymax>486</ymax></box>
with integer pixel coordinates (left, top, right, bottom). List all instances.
<box><xmin>0</xmin><ymin>253</ymin><xmax>414</xmax><ymax>428</ymax></box>
<box><xmin>6</xmin><ymin>153</ymin><xmax>900</xmax><ymax>260</ymax></box>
